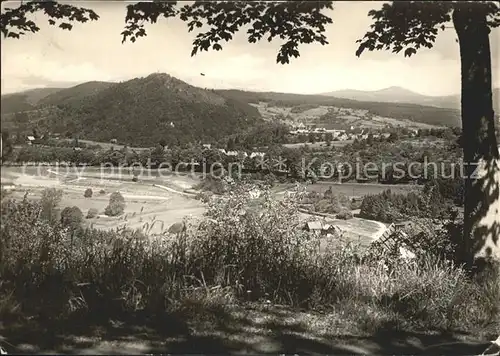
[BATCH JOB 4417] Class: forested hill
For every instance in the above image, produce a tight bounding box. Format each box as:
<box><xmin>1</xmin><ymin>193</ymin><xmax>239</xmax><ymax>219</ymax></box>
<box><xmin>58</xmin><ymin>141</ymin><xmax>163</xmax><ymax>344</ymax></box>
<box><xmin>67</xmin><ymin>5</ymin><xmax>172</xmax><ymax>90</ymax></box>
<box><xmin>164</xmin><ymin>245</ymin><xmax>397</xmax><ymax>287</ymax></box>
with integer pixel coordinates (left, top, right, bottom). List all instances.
<box><xmin>1</xmin><ymin>74</ymin><xmax>263</xmax><ymax>146</ymax></box>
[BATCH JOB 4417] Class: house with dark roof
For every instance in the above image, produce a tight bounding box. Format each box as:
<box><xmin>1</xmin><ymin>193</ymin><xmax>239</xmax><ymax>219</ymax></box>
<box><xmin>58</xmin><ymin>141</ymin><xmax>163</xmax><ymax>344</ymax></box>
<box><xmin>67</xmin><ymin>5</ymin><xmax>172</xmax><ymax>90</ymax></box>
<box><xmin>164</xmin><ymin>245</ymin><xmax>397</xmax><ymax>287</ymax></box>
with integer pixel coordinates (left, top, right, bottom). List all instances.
<box><xmin>303</xmin><ymin>221</ymin><xmax>341</xmax><ymax>237</ymax></box>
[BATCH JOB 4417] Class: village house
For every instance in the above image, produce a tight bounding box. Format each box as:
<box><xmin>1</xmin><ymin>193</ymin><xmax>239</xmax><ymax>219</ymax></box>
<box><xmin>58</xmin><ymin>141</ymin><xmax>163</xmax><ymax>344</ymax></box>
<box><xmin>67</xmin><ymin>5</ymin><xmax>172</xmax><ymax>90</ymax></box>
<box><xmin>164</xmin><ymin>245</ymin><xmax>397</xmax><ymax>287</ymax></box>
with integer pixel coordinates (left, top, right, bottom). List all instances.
<box><xmin>327</xmin><ymin>129</ymin><xmax>346</xmax><ymax>138</ymax></box>
<box><xmin>26</xmin><ymin>135</ymin><xmax>35</xmax><ymax>145</ymax></box>
<box><xmin>313</xmin><ymin>127</ymin><xmax>326</xmax><ymax>133</ymax></box>
<box><xmin>294</xmin><ymin>122</ymin><xmax>306</xmax><ymax>130</ymax></box>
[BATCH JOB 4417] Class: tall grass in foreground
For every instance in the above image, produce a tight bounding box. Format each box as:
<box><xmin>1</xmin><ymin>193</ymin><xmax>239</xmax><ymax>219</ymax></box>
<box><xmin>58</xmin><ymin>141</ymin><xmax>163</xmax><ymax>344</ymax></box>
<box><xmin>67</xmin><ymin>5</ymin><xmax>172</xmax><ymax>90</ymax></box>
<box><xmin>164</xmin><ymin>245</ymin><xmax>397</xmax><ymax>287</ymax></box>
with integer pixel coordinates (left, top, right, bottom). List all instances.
<box><xmin>0</xmin><ymin>184</ymin><xmax>498</xmax><ymax>333</ymax></box>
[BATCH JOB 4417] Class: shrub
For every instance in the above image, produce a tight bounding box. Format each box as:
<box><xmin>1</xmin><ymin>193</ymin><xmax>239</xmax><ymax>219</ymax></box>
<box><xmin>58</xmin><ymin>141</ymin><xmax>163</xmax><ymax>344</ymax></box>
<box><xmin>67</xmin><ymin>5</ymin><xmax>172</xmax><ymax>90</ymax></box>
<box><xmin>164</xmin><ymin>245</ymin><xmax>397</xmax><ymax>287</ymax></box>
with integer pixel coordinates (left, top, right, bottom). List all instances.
<box><xmin>311</xmin><ymin>193</ymin><xmax>351</xmax><ymax>215</ymax></box>
<box><xmin>1</xmin><ymin>189</ymin><xmax>12</xmax><ymax>200</ymax></box>
<box><xmin>314</xmin><ymin>198</ymin><xmax>342</xmax><ymax>214</ymax></box>
<box><xmin>132</xmin><ymin>176</ymin><xmax>138</xmax><ymax>182</ymax></box>
<box><xmin>86</xmin><ymin>208</ymin><xmax>98</xmax><ymax>219</ymax></box>
<box><xmin>40</xmin><ymin>188</ymin><xmax>63</xmax><ymax>224</ymax></box>
<box><xmin>336</xmin><ymin>209</ymin><xmax>353</xmax><ymax>220</ymax></box>
<box><xmin>99</xmin><ymin>189</ymin><xmax>106</xmax><ymax>195</ymax></box>
<box><xmin>84</xmin><ymin>188</ymin><xmax>93</xmax><ymax>198</ymax></box>
<box><xmin>104</xmin><ymin>192</ymin><xmax>125</xmax><ymax>216</ymax></box>
<box><xmin>195</xmin><ymin>176</ymin><xmax>227</xmax><ymax>194</ymax></box>
<box><xmin>196</xmin><ymin>191</ymin><xmax>213</xmax><ymax>203</ymax></box>
<box><xmin>60</xmin><ymin>206</ymin><xmax>84</xmax><ymax>230</ymax></box>
<box><xmin>263</xmin><ymin>173</ymin><xmax>276</xmax><ymax>187</ymax></box>
<box><xmin>350</xmin><ymin>198</ymin><xmax>363</xmax><ymax>210</ymax></box>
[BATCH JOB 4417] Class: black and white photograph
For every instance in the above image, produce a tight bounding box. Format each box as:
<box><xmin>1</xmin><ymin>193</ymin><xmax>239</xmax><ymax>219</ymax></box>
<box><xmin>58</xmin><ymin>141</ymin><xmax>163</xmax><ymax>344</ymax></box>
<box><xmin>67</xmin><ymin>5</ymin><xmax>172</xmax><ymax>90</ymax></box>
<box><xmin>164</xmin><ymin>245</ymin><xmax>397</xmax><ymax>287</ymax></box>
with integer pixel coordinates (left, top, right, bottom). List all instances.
<box><xmin>1</xmin><ymin>1</ymin><xmax>499</xmax><ymax>354</ymax></box>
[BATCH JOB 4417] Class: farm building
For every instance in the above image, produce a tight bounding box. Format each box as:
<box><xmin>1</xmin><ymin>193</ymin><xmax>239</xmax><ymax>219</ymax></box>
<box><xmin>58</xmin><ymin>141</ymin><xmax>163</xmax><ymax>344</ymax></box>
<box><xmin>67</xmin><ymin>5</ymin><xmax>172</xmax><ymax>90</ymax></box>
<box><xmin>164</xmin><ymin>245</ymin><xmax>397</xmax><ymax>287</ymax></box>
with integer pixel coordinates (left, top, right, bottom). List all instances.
<box><xmin>26</xmin><ymin>136</ymin><xmax>35</xmax><ymax>145</ymax></box>
<box><xmin>303</xmin><ymin>221</ymin><xmax>341</xmax><ymax>237</ymax></box>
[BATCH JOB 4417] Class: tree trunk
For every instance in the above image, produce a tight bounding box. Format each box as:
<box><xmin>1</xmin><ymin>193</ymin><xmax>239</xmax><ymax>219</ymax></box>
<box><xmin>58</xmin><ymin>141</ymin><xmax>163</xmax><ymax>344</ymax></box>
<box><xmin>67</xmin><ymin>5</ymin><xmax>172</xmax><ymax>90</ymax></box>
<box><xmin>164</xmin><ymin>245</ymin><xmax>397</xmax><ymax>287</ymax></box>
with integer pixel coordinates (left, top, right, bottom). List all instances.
<box><xmin>453</xmin><ymin>5</ymin><xmax>500</xmax><ymax>272</ymax></box>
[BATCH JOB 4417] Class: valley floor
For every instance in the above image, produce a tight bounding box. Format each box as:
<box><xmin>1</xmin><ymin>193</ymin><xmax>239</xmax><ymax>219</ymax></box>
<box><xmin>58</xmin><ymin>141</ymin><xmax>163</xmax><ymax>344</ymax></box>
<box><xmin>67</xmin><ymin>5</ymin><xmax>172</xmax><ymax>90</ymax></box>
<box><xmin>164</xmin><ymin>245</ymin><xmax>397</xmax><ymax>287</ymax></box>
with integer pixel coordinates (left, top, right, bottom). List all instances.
<box><xmin>1</xmin><ymin>165</ymin><xmax>397</xmax><ymax>238</ymax></box>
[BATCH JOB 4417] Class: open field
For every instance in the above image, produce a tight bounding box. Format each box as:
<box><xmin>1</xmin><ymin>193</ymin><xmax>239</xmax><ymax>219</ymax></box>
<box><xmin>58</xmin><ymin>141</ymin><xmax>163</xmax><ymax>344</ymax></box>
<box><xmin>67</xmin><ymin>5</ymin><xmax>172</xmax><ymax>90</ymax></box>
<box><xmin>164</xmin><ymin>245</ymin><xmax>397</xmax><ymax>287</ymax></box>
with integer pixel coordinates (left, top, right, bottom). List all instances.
<box><xmin>2</xmin><ymin>166</ymin><xmax>406</xmax><ymax>240</ymax></box>
<box><xmin>2</xmin><ymin>166</ymin><xmax>205</xmax><ymax>235</ymax></box>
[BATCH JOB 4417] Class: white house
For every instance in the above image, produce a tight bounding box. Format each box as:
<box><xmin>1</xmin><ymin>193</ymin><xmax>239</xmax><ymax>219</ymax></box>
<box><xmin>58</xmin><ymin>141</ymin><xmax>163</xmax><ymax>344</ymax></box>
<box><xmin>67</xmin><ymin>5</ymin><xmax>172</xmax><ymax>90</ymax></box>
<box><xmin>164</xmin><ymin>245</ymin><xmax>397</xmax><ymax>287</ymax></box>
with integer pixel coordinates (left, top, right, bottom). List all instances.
<box><xmin>26</xmin><ymin>136</ymin><xmax>35</xmax><ymax>145</ymax></box>
<box><xmin>328</xmin><ymin>129</ymin><xmax>346</xmax><ymax>138</ymax></box>
<box><xmin>250</xmin><ymin>152</ymin><xmax>265</xmax><ymax>159</ymax></box>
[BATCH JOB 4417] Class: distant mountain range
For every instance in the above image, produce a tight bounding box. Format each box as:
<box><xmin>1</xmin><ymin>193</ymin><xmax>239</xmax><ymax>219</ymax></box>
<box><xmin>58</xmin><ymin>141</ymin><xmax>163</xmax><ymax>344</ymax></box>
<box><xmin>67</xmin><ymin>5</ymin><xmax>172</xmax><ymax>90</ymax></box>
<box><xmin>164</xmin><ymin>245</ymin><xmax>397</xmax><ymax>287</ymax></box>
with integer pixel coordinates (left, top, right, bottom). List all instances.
<box><xmin>320</xmin><ymin>86</ymin><xmax>500</xmax><ymax>112</ymax></box>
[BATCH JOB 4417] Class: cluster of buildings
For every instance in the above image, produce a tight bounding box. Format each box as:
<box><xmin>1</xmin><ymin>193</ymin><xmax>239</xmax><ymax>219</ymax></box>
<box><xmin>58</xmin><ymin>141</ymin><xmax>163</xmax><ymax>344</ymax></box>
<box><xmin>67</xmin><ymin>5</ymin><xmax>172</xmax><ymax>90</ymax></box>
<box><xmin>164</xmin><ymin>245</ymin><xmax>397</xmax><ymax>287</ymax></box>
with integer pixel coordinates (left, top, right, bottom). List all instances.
<box><xmin>290</xmin><ymin>123</ymin><xmax>350</xmax><ymax>140</ymax></box>
<box><xmin>201</xmin><ymin>144</ymin><xmax>266</xmax><ymax>159</ymax></box>
<box><xmin>289</xmin><ymin>122</ymin><xmax>394</xmax><ymax>141</ymax></box>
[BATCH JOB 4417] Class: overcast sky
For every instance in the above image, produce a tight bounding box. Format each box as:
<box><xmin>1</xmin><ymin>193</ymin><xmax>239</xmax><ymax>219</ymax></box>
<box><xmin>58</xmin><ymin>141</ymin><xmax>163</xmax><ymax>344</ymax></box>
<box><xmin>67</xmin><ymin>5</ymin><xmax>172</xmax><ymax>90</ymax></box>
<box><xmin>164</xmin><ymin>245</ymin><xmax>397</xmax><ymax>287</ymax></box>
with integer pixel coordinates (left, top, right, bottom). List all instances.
<box><xmin>1</xmin><ymin>1</ymin><xmax>499</xmax><ymax>96</ymax></box>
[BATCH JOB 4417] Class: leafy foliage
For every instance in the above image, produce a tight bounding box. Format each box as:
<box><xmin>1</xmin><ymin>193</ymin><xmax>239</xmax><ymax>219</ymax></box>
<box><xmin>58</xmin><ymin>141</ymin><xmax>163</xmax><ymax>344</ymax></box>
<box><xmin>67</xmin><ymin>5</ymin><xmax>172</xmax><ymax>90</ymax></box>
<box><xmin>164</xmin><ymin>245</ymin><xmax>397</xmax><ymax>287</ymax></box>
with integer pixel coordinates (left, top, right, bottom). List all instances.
<box><xmin>122</xmin><ymin>1</ymin><xmax>333</xmax><ymax>64</ymax></box>
<box><xmin>1</xmin><ymin>131</ymin><xmax>14</xmax><ymax>162</ymax></box>
<box><xmin>336</xmin><ymin>209</ymin><xmax>354</xmax><ymax>220</ymax></box>
<box><xmin>104</xmin><ymin>192</ymin><xmax>125</xmax><ymax>217</ymax></box>
<box><xmin>39</xmin><ymin>188</ymin><xmax>63</xmax><ymax>225</ymax></box>
<box><xmin>0</xmin><ymin>1</ymin><xmax>99</xmax><ymax>39</ymax></box>
<box><xmin>83</xmin><ymin>188</ymin><xmax>93</xmax><ymax>198</ymax></box>
<box><xmin>355</xmin><ymin>2</ymin><xmax>453</xmax><ymax>58</ymax></box>
<box><xmin>355</xmin><ymin>2</ymin><xmax>499</xmax><ymax>58</ymax></box>
<box><xmin>86</xmin><ymin>208</ymin><xmax>98</xmax><ymax>219</ymax></box>
<box><xmin>60</xmin><ymin>206</ymin><xmax>83</xmax><ymax>230</ymax></box>
<box><xmin>307</xmin><ymin>191</ymin><xmax>353</xmax><ymax>215</ymax></box>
